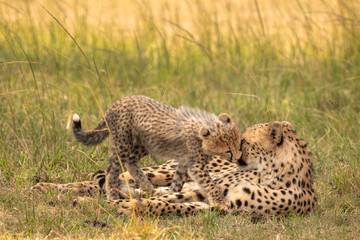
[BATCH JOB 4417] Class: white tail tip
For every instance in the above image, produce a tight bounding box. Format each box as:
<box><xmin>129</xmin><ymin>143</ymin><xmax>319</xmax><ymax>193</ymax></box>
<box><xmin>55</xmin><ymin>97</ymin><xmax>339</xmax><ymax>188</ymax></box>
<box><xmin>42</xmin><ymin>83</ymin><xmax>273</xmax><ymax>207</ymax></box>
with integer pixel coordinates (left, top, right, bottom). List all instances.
<box><xmin>73</xmin><ymin>113</ymin><xmax>80</xmax><ymax>122</ymax></box>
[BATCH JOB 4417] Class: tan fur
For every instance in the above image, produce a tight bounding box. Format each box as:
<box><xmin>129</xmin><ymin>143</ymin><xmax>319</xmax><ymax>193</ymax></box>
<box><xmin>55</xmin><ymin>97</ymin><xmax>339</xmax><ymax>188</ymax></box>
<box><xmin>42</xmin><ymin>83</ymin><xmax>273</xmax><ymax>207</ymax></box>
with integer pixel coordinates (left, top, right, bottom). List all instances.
<box><xmin>71</xmin><ymin>95</ymin><xmax>241</xmax><ymax>209</ymax></box>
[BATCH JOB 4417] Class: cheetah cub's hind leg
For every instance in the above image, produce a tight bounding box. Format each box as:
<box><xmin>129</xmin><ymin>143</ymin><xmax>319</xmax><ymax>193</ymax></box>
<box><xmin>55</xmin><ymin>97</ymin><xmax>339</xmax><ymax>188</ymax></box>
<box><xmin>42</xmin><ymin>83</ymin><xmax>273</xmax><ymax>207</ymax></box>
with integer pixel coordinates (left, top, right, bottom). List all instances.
<box><xmin>125</xmin><ymin>144</ymin><xmax>154</xmax><ymax>194</ymax></box>
<box><xmin>105</xmin><ymin>146</ymin><xmax>125</xmax><ymax>200</ymax></box>
<box><xmin>106</xmin><ymin>144</ymin><xmax>153</xmax><ymax>201</ymax></box>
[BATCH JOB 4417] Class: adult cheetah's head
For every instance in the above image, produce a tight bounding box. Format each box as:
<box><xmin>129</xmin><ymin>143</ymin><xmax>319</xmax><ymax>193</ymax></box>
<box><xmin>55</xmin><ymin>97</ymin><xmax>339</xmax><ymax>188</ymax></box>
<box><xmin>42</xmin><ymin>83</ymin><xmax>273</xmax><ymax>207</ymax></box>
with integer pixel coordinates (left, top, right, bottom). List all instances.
<box><xmin>238</xmin><ymin>121</ymin><xmax>314</xmax><ymax>191</ymax></box>
<box><xmin>200</xmin><ymin>113</ymin><xmax>242</xmax><ymax>164</ymax></box>
<box><xmin>237</xmin><ymin>121</ymin><xmax>295</xmax><ymax>170</ymax></box>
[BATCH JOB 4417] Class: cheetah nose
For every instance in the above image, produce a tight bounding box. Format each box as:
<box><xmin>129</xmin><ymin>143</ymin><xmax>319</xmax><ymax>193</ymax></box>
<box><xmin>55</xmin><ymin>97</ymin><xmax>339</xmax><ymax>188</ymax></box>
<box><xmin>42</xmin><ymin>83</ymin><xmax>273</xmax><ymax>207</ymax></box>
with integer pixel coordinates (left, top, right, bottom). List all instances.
<box><xmin>237</xmin><ymin>157</ymin><xmax>247</xmax><ymax>167</ymax></box>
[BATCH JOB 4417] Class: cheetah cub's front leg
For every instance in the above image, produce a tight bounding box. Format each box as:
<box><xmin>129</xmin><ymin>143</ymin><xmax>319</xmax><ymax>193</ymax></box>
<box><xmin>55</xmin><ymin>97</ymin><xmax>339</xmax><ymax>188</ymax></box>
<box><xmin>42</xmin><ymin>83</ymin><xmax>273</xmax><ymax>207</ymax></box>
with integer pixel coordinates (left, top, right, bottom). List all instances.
<box><xmin>169</xmin><ymin>138</ymin><xmax>230</xmax><ymax>211</ymax></box>
<box><xmin>188</xmin><ymin>153</ymin><xmax>230</xmax><ymax>211</ymax></box>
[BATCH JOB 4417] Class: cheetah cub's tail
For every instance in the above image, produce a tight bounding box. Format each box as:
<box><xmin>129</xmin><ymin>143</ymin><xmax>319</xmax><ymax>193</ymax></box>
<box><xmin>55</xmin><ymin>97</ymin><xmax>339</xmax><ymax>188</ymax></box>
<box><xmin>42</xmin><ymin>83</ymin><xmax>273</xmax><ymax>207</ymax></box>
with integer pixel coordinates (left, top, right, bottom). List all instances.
<box><xmin>72</xmin><ymin>113</ymin><xmax>109</xmax><ymax>146</ymax></box>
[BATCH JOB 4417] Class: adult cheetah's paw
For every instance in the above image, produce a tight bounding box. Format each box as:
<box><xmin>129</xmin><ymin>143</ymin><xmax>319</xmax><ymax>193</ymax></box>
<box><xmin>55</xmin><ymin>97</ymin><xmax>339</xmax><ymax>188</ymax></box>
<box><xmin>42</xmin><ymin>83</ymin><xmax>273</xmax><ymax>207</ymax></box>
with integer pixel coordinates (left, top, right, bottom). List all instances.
<box><xmin>153</xmin><ymin>187</ymin><xmax>170</xmax><ymax>196</ymax></box>
<box><xmin>109</xmin><ymin>199</ymin><xmax>148</xmax><ymax>217</ymax></box>
<box><xmin>32</xmin><ymin>182</ymin><xmax>60</xmax><ymax>193</ymax></box>
<box><xmin>211</xmin><ymin>200</ymin><xmax>231</xmax><ymax>212</ymax></box>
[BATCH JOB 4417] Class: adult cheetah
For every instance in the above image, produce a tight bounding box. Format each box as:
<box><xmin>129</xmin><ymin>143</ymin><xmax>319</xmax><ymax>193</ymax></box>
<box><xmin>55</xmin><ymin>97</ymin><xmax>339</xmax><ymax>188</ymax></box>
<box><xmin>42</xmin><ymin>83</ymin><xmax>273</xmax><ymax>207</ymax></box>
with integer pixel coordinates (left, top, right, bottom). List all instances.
<box><xmin>33</xmin><ymin>121</ymin><xmax>316</xmax><ymax>218</ymax></box>
<box><xmin>72</xmin><ymin>95</ymin><xmax>241</xmax><ymax>209</ymax></box>
<box><xmin>108</xmin><ymin>121</ymin><xmax>316</xmax><ymax>217</ymax></box>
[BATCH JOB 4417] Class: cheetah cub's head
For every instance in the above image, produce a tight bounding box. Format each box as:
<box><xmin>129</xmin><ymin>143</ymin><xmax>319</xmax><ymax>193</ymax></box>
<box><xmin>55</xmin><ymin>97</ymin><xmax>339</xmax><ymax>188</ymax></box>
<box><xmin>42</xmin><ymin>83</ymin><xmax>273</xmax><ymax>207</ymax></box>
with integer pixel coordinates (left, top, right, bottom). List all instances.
<box><xmin>199</xmin><ymin>113</ymin><xmax>242</xmax><ymax>164</ymax></box>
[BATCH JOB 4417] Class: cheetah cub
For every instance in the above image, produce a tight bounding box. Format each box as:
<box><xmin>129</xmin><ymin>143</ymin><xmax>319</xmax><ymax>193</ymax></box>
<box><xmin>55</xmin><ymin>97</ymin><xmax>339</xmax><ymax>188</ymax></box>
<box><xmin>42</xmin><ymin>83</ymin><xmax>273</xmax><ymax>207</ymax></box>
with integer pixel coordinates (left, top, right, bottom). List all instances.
<box><xmin>72</xmin><ymin>95</ymin><xmax>241</xmax><ymax>209</ymax></box>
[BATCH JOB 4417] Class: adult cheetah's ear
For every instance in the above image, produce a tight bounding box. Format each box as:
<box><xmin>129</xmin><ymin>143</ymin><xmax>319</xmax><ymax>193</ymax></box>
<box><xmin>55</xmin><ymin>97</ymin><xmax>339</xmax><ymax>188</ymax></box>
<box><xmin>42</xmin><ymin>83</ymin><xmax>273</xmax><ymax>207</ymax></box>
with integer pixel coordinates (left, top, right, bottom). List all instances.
<box><xmin>269</xmin><ymin>122</ymin><xmax>283</xmax><ymax>145</ymax></box>
<box><xmin>219</xmin><ymin>113</ymin><xmax>232</xmax><ymax>124</ymax></box>
<box><xmin>200</xmin><ymin>127</ymin><xmax>211</xmax><ymax>138</ymax></box>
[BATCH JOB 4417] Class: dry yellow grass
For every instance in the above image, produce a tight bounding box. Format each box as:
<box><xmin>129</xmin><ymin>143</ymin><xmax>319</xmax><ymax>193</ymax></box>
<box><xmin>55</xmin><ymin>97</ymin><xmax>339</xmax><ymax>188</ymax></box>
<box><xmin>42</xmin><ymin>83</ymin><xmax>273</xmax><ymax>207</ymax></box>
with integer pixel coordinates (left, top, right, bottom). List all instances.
<box><xmin>3</xmin><ymin>0</ymin><xmax>357</xmax><ymax>50</ymax></box>
<box><xmin>0</xmin><ymin>0</ymin><xmax>359</xmax><ymax>239</ymax></box>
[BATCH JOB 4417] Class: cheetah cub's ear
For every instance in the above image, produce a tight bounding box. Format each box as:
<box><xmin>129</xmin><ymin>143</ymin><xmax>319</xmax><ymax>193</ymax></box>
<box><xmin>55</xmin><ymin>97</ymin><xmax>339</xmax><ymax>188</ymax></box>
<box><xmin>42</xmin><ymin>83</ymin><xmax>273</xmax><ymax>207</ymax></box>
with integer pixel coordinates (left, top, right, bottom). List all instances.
<box><xmin>200</xmin><ymin>127</ymin><xmax>211</xmax><ymax>138</ymax></box>
<box><xmin>218</xmin><ymin>113</ymin><xmax>232</xmax><ymax>124</ymax></box>
<box><xmin>269</xmin><ymin>122</ymin><xmax>283</xmax><ymax>145</ymax></box>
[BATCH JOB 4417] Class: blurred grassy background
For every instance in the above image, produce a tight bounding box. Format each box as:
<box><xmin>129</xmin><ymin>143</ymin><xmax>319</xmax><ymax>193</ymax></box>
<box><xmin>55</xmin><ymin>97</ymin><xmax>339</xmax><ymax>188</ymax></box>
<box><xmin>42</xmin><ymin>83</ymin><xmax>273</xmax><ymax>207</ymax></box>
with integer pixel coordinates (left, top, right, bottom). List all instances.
<box><xmin>0</xmin><ymin>0</ymin><xmax>359</xmax><ymax>238</ymax></box>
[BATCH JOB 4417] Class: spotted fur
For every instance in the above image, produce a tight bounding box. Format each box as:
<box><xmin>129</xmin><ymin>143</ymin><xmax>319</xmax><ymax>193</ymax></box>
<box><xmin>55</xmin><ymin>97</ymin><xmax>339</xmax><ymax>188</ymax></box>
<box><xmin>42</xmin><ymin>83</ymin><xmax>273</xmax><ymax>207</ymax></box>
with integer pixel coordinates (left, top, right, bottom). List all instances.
<box><xmin>33</xmin><ymin>121</ymin><xmax>316</xmax><ymax>218</ymax></box>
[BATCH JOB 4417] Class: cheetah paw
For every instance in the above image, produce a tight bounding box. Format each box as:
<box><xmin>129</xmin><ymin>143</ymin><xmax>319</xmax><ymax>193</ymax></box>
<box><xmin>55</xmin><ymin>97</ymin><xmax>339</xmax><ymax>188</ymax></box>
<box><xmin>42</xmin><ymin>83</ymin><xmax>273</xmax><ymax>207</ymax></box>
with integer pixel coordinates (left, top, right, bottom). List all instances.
<box><xmin>211</xmin><ymin>200</ymin><xmax>230</xmax><ymax>212</ymax></box>
<box><xmin>31</xmin><ymin>183</ymin><xmax>58</xmax><ymax>193</ymax></box>
<box><xmin>109</xmin><ymin>199</ymin><xmax>147</xmax><ymax>217</ymax></box>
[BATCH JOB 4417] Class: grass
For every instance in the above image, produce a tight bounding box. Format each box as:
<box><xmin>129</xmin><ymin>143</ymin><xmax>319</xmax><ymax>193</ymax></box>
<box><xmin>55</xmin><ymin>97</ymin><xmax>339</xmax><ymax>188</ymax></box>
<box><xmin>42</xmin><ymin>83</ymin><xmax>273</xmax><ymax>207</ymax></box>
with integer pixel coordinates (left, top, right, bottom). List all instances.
<box><xmin>1</xmin><ymin>0</ymin><xmax>360</xmax><ymax>238</ymax></box>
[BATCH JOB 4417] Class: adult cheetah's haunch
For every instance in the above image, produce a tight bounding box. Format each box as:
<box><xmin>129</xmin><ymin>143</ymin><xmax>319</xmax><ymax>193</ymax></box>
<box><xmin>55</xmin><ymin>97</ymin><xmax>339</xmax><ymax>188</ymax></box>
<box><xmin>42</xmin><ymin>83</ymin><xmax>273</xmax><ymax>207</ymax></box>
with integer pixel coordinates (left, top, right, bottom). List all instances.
<box><xmin>72</xmin><ymin>95</ymin><xmax>241</xmax><ymax>209</ymax></box>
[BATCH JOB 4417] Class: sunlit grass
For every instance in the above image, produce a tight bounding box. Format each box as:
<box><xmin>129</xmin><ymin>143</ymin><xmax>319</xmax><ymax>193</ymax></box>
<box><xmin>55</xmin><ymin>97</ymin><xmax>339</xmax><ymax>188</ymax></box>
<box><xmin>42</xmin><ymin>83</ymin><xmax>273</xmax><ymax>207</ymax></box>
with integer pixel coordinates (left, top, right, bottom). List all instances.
<box><xmin>1</xmin><ymin>0</ymin><xmax>359</xmax><ymax>239</ymax></box>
